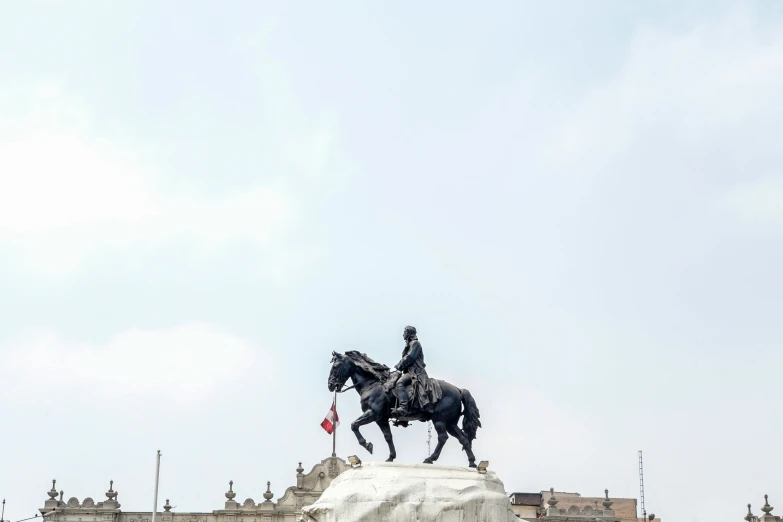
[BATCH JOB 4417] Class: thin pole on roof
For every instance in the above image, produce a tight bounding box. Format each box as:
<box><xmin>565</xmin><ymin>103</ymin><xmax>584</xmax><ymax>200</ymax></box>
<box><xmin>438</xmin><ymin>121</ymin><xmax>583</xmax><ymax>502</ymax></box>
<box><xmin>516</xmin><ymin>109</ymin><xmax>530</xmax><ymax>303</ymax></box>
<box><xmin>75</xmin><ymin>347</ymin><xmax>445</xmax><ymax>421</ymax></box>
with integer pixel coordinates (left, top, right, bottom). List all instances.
<box><xmin>151</xmin><ymin>451</ymin><xmax>162</xmax><ymax>522</ymax></box>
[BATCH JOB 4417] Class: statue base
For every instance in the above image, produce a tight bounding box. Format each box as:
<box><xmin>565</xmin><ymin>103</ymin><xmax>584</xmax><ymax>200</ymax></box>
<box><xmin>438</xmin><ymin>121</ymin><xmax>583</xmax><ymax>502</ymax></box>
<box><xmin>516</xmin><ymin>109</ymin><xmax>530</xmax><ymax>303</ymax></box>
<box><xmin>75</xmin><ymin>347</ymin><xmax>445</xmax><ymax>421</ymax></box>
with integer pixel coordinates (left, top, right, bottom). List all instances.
<box><xmin>299</xmin><ymin>461</ymin><xmax>519</xmax><ymax>522</ymax></box>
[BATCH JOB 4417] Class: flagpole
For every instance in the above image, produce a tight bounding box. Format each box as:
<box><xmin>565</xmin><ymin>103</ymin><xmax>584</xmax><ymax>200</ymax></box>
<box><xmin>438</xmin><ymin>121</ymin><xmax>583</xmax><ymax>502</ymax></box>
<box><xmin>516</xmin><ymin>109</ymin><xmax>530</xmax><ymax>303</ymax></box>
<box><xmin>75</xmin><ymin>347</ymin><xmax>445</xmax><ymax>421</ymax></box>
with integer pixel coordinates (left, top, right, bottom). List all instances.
<box><xmin>332</xmin><ymin>390</ymin><xmax>337</xmax><ymax>457</ymax></box>
<box><xmin>151</xmin><ymin>450</ymin><xmax>161</xmax><ymax>522</ymax></box>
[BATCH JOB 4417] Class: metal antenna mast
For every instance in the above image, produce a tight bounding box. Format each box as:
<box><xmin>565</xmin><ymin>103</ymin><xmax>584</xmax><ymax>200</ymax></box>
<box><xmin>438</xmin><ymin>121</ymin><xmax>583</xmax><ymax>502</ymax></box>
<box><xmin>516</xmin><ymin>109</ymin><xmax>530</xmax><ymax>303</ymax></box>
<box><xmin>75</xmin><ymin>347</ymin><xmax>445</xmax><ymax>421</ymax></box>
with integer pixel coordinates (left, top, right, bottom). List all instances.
<box><xmin>638</xmin><ymin>450</ymin><xmax>647</xmax><ymax>521</ymax></box>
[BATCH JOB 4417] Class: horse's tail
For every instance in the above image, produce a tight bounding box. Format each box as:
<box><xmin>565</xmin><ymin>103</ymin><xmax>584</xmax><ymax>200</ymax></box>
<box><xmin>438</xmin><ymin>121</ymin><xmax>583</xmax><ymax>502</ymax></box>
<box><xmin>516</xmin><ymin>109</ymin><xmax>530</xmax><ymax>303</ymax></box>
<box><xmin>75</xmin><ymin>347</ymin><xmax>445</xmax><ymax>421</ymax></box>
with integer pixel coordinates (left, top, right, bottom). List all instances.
<box><xmin>460</xmin><ymin>388</ymin><xmax>482</xmax><ymax>442</ymax></box>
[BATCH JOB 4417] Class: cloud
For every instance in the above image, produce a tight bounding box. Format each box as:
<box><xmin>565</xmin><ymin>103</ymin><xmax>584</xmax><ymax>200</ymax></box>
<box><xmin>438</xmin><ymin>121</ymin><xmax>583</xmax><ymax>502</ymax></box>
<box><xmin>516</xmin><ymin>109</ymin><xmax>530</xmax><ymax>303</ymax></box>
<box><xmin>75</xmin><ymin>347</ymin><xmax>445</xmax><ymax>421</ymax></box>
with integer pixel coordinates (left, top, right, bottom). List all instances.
<box><xmin>0</xmin><ymin>131</ymin><xmax>156</xmax><ymax>234</ymax></box>
<box><xmin>546</xmin><ymin>10</ymin><xmax>783</xmax><ymax>175</ymax></box>
<box><xmin>720</xmin><ymin>175</ymin><xmax>783</xmax><ymax>226</ymax></box>
<box><xmin>478</xmin><ymin>383</ymin><xmax>602</xmax><ymax>493</ymax></box>
<box><xmin>0</xmin><ymin>322</ymin><xmax>262</xmax><ymax>406</ymax></box>
<box><xmin>0</xmin><ymin>87</ymin><xmax>292</xmax><ymax>276</ymax></box>
<box><xmin>527</xmin><ymin>9</ymin><xmax>783</xmax><ymax>518</ymax></box>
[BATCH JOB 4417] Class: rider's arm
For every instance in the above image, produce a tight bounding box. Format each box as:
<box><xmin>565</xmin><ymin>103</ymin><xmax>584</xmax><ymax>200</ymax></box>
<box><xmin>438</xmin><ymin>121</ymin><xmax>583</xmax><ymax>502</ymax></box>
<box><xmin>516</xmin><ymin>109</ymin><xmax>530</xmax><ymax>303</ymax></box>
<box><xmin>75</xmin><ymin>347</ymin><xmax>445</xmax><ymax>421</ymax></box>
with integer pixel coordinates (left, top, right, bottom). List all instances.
<box><xmin>397</xmin><ymin>341</ymin><xmax>422</xmax><ymax>370</ymax></box>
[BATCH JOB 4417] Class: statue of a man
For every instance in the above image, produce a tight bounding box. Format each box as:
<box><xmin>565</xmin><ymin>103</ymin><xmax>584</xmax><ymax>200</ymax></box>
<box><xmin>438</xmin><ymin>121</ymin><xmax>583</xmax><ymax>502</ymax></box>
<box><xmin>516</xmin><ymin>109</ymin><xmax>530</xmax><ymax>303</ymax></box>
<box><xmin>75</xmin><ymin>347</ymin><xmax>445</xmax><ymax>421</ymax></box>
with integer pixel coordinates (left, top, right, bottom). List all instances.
<box><xmin>390</xmin><ymin>325</ymin><xmax>434</xmax><ymax>417</ymax></box>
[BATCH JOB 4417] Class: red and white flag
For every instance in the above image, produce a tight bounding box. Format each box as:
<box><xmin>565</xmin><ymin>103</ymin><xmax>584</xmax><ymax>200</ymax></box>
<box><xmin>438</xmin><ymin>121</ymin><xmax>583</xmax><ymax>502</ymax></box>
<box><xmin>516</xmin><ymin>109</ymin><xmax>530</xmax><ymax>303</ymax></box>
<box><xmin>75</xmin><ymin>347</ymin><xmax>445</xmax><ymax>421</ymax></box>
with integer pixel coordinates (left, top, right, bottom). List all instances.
<box><xmin>321</xmin><ymin>400</ymin><xmax>339</xmax><ymax>435</ymax></box>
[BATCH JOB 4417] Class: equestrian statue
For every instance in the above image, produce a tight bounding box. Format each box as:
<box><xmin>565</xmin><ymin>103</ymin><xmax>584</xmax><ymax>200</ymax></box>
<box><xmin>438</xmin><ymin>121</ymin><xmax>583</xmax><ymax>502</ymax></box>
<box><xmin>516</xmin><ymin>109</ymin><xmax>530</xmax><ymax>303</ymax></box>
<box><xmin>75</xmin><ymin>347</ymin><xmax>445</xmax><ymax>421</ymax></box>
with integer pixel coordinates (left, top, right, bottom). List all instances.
<box><xmin>327</xmin><ymin>326</ymin><xmax>481</xmax><ymax>467</ymax></box>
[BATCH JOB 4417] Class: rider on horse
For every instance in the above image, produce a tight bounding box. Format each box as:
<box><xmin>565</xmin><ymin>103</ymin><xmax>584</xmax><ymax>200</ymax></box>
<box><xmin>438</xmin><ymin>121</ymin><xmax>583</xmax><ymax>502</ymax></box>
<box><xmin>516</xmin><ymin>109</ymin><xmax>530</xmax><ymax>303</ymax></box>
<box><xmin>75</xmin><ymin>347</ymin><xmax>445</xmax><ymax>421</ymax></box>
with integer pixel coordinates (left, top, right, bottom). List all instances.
<box><xmin>327</xmin><ymin>331</ymin><xmax>480</xmax><ymax>467</ymax></box>
<box><xmin>390</xmin><ymin>326</ymin><xmax>441</xmax><ymax>418</ymax></box>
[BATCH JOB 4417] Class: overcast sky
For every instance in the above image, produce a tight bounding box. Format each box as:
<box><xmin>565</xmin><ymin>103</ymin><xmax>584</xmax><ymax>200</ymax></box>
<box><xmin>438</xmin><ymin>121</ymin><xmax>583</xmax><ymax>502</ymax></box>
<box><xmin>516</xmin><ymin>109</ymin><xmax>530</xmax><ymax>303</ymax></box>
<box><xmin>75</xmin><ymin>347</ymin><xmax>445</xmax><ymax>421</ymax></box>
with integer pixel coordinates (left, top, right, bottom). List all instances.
<box><xmin>1</xmin><ymin>2</ymin><xmax>782</xmax><ymax>522</ymax></box>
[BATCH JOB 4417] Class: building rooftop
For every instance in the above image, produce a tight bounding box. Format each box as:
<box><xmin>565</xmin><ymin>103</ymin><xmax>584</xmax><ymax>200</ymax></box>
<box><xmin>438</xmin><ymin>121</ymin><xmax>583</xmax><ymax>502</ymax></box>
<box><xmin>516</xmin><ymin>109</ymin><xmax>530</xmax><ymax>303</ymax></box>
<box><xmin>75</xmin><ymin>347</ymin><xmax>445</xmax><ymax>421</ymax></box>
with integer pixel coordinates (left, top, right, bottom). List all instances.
<box><xmin>509</xmin><ymin>492</ymin><xmax>542</xmax><ymax>506</ymax></box>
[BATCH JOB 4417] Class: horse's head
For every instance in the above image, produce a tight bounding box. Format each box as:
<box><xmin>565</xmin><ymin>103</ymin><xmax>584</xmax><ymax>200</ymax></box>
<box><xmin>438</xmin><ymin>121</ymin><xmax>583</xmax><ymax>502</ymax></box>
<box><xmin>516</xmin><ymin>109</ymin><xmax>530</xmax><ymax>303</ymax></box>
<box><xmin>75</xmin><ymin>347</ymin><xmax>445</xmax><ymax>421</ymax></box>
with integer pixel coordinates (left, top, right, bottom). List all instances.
<box><xmin>328</xmin><ymin>351</ymin><xmax>353</xmax><ymax>392</ymax></box>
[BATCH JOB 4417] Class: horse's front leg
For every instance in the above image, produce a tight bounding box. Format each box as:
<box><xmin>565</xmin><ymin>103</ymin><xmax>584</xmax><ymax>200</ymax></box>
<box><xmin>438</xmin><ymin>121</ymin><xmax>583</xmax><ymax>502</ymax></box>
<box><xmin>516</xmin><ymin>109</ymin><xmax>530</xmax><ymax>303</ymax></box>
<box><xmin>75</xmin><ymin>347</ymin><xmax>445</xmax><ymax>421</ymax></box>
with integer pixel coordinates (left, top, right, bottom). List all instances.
<box><xmin>351</xmin><ymin>409</ymin><xmax>379</xmax><ymax>455</ymax></box>
<box><xmin>376</xmin><ymin>419</ymin><xmax>396</xmax><ymax>462</ymax></box>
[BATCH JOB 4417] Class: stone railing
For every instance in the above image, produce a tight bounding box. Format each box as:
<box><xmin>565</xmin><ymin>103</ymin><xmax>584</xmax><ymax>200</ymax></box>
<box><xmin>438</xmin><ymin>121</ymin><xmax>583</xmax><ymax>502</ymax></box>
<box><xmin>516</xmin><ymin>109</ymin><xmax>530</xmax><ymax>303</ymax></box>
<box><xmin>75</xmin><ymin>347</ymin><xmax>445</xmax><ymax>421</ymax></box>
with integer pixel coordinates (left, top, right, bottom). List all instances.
<box><xmin>39</xmin><ymin>457</ymin><xmax>349</xmax><ymax>522</ymax></box>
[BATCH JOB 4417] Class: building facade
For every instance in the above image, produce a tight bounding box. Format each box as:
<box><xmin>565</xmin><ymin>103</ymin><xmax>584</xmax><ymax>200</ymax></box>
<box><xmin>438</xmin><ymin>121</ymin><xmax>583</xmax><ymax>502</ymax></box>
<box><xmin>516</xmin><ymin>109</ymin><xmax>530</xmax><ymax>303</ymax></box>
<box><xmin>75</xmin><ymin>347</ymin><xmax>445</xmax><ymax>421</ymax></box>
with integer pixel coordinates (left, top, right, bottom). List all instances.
<box><xmin>36</xmin><ymin>456</ymin><xmax>672</xmax><ymax>522</ymax></box>
<box><xmin>745</xmin><ymin>495</ymin><xmax>780</xmax><ymax>522</ymax></box>
<box><xmin>510</xmin><ymin>488</ymin><xmax>652</xmax><ymax>522</ymax></box>
<box><xmin>38</xmin><ymin>457</ymin><xmax>350</xmax><ymax>522</ymax></box>
<box><xmin>509</xmin><ymin>492</ymin><xmax>542</xmax><ymax>519</ymax></box>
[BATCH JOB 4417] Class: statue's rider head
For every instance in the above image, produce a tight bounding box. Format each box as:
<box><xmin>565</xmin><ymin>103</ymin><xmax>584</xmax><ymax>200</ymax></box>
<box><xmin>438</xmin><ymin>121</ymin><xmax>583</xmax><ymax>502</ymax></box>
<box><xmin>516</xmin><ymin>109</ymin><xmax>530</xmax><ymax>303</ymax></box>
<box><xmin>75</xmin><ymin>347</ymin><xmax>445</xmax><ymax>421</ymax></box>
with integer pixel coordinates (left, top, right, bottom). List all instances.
<box><xmin>403</xmin><ymin>325</ymin><xmax>417</xmax><ymax>342</ymax></box>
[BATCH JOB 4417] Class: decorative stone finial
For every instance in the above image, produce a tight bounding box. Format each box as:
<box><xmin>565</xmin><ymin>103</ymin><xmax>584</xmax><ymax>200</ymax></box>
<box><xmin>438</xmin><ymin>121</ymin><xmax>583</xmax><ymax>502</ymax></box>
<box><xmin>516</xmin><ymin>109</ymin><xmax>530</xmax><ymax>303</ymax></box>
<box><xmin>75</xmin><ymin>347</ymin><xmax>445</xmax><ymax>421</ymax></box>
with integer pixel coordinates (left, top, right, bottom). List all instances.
<box><xmin>48</xmin><ymin>480</ymin><xmax>58</xmax><ymax>500</ymax></box>
<box><xmin>297</xmin><ymin>462</ymin><xmax>304</xmax><ymax>475</ymax></box>
<box><xmin>603</xmin><ymin>489</ymin><xmax>613</xmax><ymax>509</ymax></box>
<box><xmin>105</xmin><ymin>480</ymin><xmax>117</xmax><ymax>501</ymax></box>
<box><xmin>746</xmin><ymin>504</ymin><xmax>755</xmax><ymax>522</ymax></box>
<box><xmin>59</xmin><ymin>491</ymin><xmax>64</xmax><ymax>504</ymax></box>
<box><xmin>547</xmin><ymin>488</ymin><xmax>558</xmax><ymax>508</ymax></box>
<box><xmin>761</xmin><ymin>494</ymin><xmax>773</xmax><ymax>515</ymax></box>
<box><xmin>225</xmin><ymin>481</ymin><xmax>236</xmax><ymax>501</ymax></box>
<box><xmin>163</xmin><ymin>500</ymin><xmax>171</xmax><ymax>512</ymax></box>
<box><xmin>263</xmin><ymin>482</ymin><xmax>273</xmax><ymax>502</ymax></box>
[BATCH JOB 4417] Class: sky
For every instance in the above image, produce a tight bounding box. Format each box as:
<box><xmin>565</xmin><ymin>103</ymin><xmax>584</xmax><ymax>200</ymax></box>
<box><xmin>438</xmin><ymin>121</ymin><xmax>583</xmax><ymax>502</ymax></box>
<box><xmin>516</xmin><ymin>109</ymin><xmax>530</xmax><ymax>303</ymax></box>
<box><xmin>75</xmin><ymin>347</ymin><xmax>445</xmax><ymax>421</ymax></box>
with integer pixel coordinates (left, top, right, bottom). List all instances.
<box><xmin>1</xmin><ymin>2</ymin><xmax>782</xmax><ymax>521</ymax></box>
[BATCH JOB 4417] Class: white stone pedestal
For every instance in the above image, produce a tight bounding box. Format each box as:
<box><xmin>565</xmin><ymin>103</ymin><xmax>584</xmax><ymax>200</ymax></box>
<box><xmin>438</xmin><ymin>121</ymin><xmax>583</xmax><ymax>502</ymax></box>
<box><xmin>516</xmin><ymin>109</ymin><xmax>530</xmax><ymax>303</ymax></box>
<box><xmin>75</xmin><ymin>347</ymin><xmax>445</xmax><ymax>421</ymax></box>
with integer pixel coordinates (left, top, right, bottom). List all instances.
<box><xmin>299</xmin><ymin>461</ymin><xmax>519</xmax><ymax>522</ymax></box>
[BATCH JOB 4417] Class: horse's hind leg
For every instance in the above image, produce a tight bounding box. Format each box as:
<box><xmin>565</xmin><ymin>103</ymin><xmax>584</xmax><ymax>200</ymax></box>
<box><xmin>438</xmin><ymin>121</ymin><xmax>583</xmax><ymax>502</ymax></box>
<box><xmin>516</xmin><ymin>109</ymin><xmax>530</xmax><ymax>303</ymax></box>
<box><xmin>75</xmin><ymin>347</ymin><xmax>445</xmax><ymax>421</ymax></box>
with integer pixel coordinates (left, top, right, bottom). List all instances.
<box><xmin>351</xmin><ymin>410</ymin><xmax>379</xmax><ymax>455</ymax></box>
<box><xmin>423</xmin><ymin>421</ymin><xmax>449</xmax><ymax>464</ymax></box>
<box><xmin>446</xmin><ymin>424</ymin><xmax>476</xmax><ymax>468</ymax></box>
<box><xmin>376</xmin><ymin>419</ymin><xmax>396</xmax><ymax>462</ymax></box>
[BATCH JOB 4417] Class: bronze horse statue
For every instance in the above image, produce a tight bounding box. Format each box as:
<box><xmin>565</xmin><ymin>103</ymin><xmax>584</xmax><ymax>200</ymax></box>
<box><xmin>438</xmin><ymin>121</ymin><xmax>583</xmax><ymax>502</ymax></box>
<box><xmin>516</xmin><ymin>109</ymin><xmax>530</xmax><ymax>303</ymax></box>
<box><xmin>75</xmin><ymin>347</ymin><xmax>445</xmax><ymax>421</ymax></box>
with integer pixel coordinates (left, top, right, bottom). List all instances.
<box><xmin>328</xmin><ymin>350</ymin><xmax>481</xmax><ymax>467</ymax></box>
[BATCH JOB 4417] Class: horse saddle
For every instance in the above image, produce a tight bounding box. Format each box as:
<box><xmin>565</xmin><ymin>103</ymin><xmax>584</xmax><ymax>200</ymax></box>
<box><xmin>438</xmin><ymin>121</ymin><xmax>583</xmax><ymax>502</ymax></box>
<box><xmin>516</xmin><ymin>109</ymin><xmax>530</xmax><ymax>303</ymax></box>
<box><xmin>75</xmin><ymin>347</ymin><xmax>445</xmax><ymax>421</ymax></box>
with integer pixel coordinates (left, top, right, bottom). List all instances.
<box><xmin>383</xmin><ymin>373</ymin><xmax>427</xmax><ymax>425</ymax></box>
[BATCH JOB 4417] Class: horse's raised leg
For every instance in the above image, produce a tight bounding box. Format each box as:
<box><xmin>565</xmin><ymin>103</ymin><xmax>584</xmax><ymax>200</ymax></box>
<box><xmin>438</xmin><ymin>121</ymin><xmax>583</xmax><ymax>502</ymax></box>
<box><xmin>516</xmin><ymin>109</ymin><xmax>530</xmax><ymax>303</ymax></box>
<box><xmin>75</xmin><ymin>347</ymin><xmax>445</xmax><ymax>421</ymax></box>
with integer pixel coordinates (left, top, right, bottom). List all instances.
<box><xmin>376</xmin><ymin>419</ymin><xmax>396</xmax><ymax>462</ymax></box>
<box><xmin>423</xmin><ymin>421</ymin><xmax>449</xmax><ymax>464</ymax></box>
<box><xmin>446</xmin><ymin>424</ymin><xmax>477</xmax><ymax>468</ymax></box>
<box><xmin>351</xmin><ymin>410</ymin><xmax>379</xmax><ymax>455</ymax></box>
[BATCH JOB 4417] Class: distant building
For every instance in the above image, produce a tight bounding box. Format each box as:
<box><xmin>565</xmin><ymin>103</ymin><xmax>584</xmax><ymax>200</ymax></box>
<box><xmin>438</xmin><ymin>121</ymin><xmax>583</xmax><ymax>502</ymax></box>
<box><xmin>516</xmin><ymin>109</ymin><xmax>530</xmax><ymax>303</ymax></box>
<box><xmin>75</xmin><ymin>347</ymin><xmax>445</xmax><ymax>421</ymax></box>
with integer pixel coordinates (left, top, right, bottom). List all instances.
<box><xmin>509</xmin><ymin>492</ymin><xmax>542</xmax><ymax>518</ymax></box>
<box><xmin>38</xmin><ymin>457</ymin><xmax>350</xmax><ymax>522</ymax></box>
<box><xmin>37</xmin><ymin>457</ymin><xmax>668</xmax><ymax>522</ymax></box>
<box><xmin>745</xmin><ymin>494</ymin><xmax>781</xmax><ymax>522</ymax></box>
<box><xmin>508</xmin><ymin>488</ymin><xmax>657</xmax><ymax>522</ymax></box>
